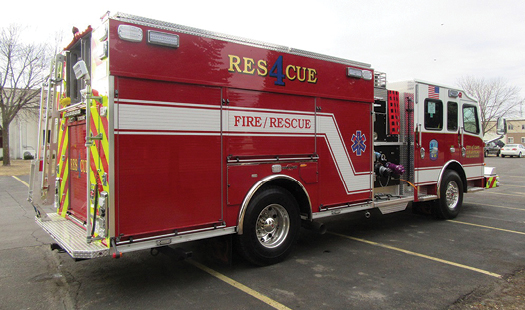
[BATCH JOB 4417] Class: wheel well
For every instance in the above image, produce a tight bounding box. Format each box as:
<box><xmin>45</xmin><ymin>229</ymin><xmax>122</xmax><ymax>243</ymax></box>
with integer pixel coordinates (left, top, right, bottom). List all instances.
<box><xmin>260</xmin><ymin>179</ymin><xmax>312</xmax><ymax>219</ymax></box>
<box><xmin>442</xmin><ymin>162</ymin><xmax>467</xmax><ymax>193</ymax></box>
<box><xmin>237</xmin><ymin>175</ymin><xmax>312</xmax><ymax>235</ymax></box>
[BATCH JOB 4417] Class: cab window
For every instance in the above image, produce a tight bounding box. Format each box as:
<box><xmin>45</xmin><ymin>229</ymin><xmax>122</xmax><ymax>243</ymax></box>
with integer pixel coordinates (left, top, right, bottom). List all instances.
<box><xmin>463</xmin><ymin>104</ymin><xmax>480</xmax><ymax>134</ymax></box>
<box><xmin>447</xmin><ymin>101</ymin><xmax>458</xmax><ymax>131</ymax></box>
<box><xmin>424</xmin><ymin>99</ymin><xmax>443</xmax><ymax>130</ymax></box>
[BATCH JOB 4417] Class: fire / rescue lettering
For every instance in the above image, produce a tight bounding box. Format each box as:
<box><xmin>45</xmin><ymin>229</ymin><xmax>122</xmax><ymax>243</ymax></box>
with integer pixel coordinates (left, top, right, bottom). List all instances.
<box><xmin>233</xmin><ymin>115</ymin><xmax>312</xmax><ymax>129</ymax></box>
<box><xmin>228</xmin><ymin>54</ymin><xmax>317</xmax><ymax>86</ymax></box>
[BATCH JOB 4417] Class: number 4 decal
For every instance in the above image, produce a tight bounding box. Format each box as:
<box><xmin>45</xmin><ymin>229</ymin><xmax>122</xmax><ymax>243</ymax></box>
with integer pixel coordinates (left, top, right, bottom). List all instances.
<box><xmin>269</xmin><ymin>55</ymin><xmax>285</xmax><ymax>86</ymax></box>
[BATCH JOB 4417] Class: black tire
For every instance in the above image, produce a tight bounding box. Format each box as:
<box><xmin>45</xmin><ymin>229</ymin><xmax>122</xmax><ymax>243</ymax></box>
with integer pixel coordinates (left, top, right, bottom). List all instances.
<box><xmin>484</xmin><ymin>151</ymin><xmax>488</xmax><ymax>157</ymax></box>
<box><xmin>433</xmin><ymin>170</ymin><xmax>463</xmax><ymax>219</ymax></box>
<box><xmin>502</xmin><ymin>154</ymin><xmax>506</xmax><ymax>158</ymax></box>
<box><xmin>497</xmin><ymin>151</ymin><xmax>500</xmax><ymax>157</ymax></box>
<box><xmin>236</xmin><ymin>186</ymin><xmax>300</xmax><ymax>266</ymax></box>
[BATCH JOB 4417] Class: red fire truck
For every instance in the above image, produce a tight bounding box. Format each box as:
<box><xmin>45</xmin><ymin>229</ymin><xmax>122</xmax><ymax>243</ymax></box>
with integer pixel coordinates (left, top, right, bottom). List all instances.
<box><xmin>29</xmin><ymin>12</ymin><xmax>506</xmax><ymax>265</ymax></box>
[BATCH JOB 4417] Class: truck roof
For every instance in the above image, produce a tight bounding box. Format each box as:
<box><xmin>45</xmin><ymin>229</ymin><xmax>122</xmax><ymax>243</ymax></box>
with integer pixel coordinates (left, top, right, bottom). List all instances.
<box><xmin>112</xmin><ymin>12</ymin><xmax>372</xmax><ymax>70</ymax></box>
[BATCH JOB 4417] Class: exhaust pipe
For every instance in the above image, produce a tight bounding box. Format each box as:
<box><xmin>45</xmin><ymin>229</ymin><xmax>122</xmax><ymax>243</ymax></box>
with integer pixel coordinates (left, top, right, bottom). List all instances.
<box><xmin>302</xmin><ymin>220</ymin><xmax>327</xmax><ymax>234</ymax></box>
<box><xmin>365</xmin><ymin>211</ymin><xmax>371</xmax><ymax>219</ymax></box>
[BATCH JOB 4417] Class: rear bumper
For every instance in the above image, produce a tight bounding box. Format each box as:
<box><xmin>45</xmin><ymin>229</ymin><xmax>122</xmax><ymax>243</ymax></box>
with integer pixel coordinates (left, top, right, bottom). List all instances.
<box><xmin>36</xmin><ymin>213</ymin><xmax>109</xmax><ymax>259</ymax></box>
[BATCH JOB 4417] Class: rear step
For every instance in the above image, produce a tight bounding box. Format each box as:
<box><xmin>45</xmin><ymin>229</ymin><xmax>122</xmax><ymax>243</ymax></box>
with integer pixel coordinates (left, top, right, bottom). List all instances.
<box><xmin>36</xmin><ymin>213</ymin><xmax>109</xmax><ymax>259</ymax></box>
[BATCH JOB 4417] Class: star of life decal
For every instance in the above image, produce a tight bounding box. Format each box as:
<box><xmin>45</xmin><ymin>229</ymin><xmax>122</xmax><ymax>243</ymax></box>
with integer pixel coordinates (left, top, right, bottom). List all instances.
<box><xmin>351</xmin><ymin>130</ymin><xmax>366</xmax><ymax>156</ymax></box>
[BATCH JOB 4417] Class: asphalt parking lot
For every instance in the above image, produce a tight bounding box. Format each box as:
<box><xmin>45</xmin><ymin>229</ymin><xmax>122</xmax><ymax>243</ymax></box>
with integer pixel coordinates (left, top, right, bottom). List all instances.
<box><xmin>0</xmin><ymin>156</ymin><xmax>523</xmax><ymax>309</ymax></box>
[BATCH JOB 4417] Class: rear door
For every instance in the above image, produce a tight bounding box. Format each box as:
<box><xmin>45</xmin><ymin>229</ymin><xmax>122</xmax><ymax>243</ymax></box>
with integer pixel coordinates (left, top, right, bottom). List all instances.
<box><xmin>68</xmin><ymin>121</ymin><xmax>88</xmax><ymax>222</ymax></box>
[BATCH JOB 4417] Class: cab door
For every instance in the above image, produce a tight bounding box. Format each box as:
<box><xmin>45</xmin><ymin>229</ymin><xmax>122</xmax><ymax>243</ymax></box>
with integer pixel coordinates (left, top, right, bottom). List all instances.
<box><xmin>414</xmin><ymin>84</ymin><xmax>447</xmax><ymax>186</ymax></box>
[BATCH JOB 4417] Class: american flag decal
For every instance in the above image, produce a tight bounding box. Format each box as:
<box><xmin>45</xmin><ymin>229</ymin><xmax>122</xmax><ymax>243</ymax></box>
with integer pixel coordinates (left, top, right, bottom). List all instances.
<box><xmin>428</xmin><ymin>85</ymin><xmax>440</xmax><ymax>99</ymax></box>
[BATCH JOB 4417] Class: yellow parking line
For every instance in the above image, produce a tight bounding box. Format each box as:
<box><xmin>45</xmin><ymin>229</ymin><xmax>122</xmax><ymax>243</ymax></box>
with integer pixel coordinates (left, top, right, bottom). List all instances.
<box><xmin>187</xmin><ymin>259</ymin><xmax>292</xmax><ymax>310</ymax></box>
<box><xmin>501</xmin><ymin>184</ymin><xmax>525</xmax><ymax>188</ymax></box>
<box><xmin>12</xmin><ymin>176</ymin><xmax>29</xmax><ymax>187</ymax></box>
<box><xmin>448</xmin><ymin>220</ymin><xmax>525</xmax><ymax>235</ymax></box>
<box><xmin>466</xmin><ymin>202</ymin><xmax>525</xmax><ymax>211</ymax></box>
<box><xmin>329</xmin><ymin>232</ymin><xmax>502</xmax><ymax>278</ymax></box>
<box><xmin>483</xmin><ymin>192</ymin><xmax>525</xmax><ymax>197</ymax></box>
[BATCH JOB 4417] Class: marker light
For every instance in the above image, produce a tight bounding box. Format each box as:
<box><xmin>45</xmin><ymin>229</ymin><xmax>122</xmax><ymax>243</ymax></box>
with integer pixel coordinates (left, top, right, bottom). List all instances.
<box><xmin>347</xmin><ymin>68</ymin><xmax>373</xmax><ymax>80</ymax></box>
<box><xmin>449</xmin><ymin>89</ymin><xmax>459</xmax><ymax>98</ymax></box>
<box><xmin>148</xmin><ymin>30</ymin><xmax>180</xmax><ymax>48</ymax></box>
<box><xmin>361</xmin><ymin>70</ymin><xmax>373</xmax><ymax>81</ymax></box>
<box><xmin>347</xmin><ymin>67</ymin><xmax>362</xmax><ymax>78</ymax></box>
<box><xmin>118</xmin><ymin>25</ymin><xmax>143</xmax><ymax>42</ymax></box>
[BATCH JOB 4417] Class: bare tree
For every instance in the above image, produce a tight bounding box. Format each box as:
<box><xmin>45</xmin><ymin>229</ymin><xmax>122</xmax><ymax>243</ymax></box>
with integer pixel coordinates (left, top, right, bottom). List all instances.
<box><xmin>457</xmin><ymin>76</ymin><xmax>523</xmax><ymax>136</ymax></box>
<box><xmin>1</xmin><ymin>24</ymin><xmax>50</xmax><ymax>166</ymax></box>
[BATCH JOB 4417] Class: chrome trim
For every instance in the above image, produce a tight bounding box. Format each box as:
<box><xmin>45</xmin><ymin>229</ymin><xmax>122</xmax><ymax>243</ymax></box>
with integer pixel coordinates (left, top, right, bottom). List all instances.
<box><xmin>467</xmin><ymin>187</ymin><xmax>484</xmax><ymax>193</ymax></box>
<box><xmin>436</xmin><ymin>160</ymin><xmax>463</xmax><ymax>199</ymax></box>
<box><xmin>418</xmin><ymin>194</ymin><xmax>438</xmax><ymax>202</ymax></box>
<box><xmin>312</xmin><ymin>202</ymin><xmax>373</xmax><ymax>220</ymax></box>
<box><xmin>116</xmin><ymin>227</ymin><xmax>236</xmax><ymax>254</ymax></box>
<box><xmin>108</xmin><ymin>75</ymin><xmax>116</xmax><ymax>239</ymax></box>
<box><xmin>237</xmin><ymin>175</ymin><xmax>311</xmax><ymax>235</ymax></box>
<box><xmin>227</xmin><ymin>156</ymin><xmax>318</xmax><ymax>164</ymax></box>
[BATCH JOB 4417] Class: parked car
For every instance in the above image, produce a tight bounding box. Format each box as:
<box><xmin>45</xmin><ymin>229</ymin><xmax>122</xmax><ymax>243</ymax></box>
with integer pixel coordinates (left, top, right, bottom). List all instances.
<box><xmin>500</xmin><ymin>144</ymin><xmax>525</xmax><ymax>158</ymax></box>
<box><xmin>484</xmin><ymin>141</ymin><xmax>501</xmax><ymax>157</ymax></box>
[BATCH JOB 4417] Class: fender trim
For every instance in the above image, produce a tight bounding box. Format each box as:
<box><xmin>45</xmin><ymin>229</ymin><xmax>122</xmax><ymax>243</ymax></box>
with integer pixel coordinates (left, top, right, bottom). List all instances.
<box><xmin>237</xmin><ymin>174</ymin><xmax>311</xmax><ymax>235</ymax></box>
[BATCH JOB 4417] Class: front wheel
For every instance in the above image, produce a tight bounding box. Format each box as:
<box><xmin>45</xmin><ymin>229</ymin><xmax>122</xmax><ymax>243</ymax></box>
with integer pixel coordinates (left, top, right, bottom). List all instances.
<box><xmin>433</xmin><ymin>170</ymin><xmax>463</xmax><ymax>219</ymax></box>
<box><xmin>236</xmin><ymin>186</ymin><xmax>300</xmax><ymax>266</ymax></box>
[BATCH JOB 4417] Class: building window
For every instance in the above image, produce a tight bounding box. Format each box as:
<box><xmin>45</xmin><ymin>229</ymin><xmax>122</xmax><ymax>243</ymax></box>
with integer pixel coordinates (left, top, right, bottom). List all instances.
<box><xmin>522</xmin><ymin>125</ymin><xmax>525</xmax><ymax>130</ymax></box>
<box><xmin>509</xmin><ymin>137</ymin><xmax>514</xmax><ymax>143</ymax></box>
<box><xmin>508</xmin><ymin>124</ymin><xmax>514</xmax><ymax>130</ymax></box>
<box><xmin>522</xmin><ymin>137</ymin><xmax>525</xmax><ymax>143</ymax></box>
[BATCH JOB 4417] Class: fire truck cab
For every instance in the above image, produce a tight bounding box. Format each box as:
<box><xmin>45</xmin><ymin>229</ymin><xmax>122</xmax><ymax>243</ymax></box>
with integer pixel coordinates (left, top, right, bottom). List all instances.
<box><xmin>29</xmin><ymin>13</ymin><xmax>505</xmax><ymax>266</ymax></box>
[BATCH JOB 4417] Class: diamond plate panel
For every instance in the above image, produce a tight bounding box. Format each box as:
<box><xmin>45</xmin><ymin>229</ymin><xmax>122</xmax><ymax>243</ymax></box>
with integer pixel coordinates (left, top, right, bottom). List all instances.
<box><xmin>36</xmin><ymin>213</ymin><xmax>109</xmax><ymax>259</ymax></box>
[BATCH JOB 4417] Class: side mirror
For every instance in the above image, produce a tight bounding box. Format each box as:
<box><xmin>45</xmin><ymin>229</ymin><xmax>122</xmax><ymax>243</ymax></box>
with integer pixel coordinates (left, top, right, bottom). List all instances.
<box><xmin>496</xmin><ymin>118</ymin><xmax>507</xmax><ymax>135</ymax></box>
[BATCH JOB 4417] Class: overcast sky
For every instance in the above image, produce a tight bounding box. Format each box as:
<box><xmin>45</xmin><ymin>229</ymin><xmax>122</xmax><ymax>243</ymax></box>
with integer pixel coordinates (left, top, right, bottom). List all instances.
<box><xmin>2</xmin><ymin>0</ymin><xmax>524</xmax><ymax>99</ymax></box>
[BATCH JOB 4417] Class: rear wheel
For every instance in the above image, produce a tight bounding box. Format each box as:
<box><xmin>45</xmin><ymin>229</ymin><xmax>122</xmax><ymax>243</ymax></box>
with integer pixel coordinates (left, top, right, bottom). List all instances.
<box><xmin>236</xmin><ymin>186</ymin><xmax>300</xmax><ymax>266</ymax></box>
<box><xmin>433</xmin><ymin>170</ymin><xmax>463</xmax><ymax>219</ymax></box>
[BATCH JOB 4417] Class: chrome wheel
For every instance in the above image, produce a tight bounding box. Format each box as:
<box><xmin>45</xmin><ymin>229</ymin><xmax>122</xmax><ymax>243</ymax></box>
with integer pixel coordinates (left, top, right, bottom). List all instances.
<box><xmin>434</xmin><ymin>170</ymin><xmax>463</xmax><ymax>219</ymax></box>
<box><xmin>445</xmin><ymin>180</ymin><xmax>460</xmax><ymax>211</ymax></box>
<box><xmin>256</xmin><ymin>204</ymin><xmax>290</xmax><ymax>249</ymax></box>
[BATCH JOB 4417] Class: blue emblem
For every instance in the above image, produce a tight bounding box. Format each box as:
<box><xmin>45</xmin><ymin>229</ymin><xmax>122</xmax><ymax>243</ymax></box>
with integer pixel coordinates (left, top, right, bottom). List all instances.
<box><xmin>429</xmin><ymin>139</ymin><xmax>438</xmax><ymax>160</ymax></box>
<box><xmin>351</xmin><ymin>131</ymin><xmax>367</xmax><ymax>156</ymax></box>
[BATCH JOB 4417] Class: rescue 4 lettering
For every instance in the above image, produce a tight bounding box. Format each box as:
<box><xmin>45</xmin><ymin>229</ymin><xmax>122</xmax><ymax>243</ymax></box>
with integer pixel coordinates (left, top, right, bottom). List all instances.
<box><xmin>228</xmin><ymin>54</ymin><xmax>318</xmax><ymax>85</ymax></box>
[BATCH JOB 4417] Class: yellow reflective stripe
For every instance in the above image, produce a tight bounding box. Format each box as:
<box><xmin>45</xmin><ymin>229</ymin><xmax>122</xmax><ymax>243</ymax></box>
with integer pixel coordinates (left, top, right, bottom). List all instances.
<box><xmin>60</xmin><ymin>160</ymin><xmax>69</xmax><ymax>217</ymax></box>
<box><xmin>485</xmin><ymin>176</ymin><xmax>497</xmax><ymax>188</ymax></box>
<box><xmin>88</xmin><ymin>99</ymin><xmax>110</xmax><ymax>240</ymax></box>
<box><xmin>58</xmin><ymin>117</ymin><xmax>69</xmax><ymax>217</ymax></box>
